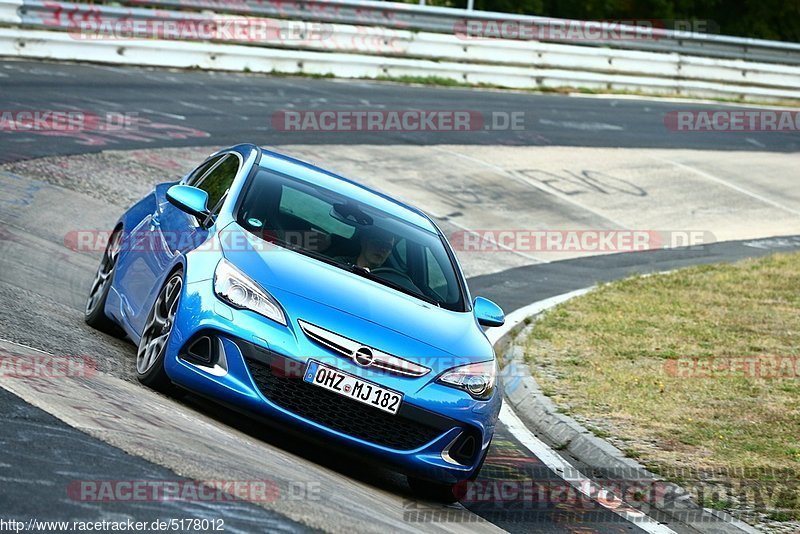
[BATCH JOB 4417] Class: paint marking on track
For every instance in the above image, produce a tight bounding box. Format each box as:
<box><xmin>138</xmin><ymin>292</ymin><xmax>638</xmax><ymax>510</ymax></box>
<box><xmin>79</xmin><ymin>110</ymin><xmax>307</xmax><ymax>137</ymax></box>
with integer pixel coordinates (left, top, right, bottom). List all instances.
<box><xmin>0</xmin><ymin>337</ymin><xmax>50</xmax><ymax>355</ymax></box>
<box><xmin>652</xmin><ymin>156</ymin><xmax>800</xmax><ymax>217</ymax></box>
<box><xmin>431</xmin><ymin>146</ymin><xmax>631</xmax><ymax>230</ymax></box>
<box><xmin>140</xmin><ymin>108</ymin><xmax>187</xmax><ymax>121</ymax></box>
<box><xmin>0</xmin><ymin>338</ymin><xmax>502</xmax><ymax>533</ymax></box>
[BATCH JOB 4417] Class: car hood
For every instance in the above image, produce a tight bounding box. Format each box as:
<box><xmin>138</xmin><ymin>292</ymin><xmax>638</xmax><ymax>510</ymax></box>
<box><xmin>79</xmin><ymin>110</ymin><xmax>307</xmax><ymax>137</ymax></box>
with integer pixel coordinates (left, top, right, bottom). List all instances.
<box><xmin>219</xmin><ymin>226</ymin><xmax>492</xmax><ymax>362</ymax></box>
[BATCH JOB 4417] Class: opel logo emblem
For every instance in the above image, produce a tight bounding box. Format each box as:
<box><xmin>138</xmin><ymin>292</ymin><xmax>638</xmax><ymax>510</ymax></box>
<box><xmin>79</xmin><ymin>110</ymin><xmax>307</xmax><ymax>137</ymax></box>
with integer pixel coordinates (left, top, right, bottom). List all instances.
<box><xmin>354</xmin><ymin>346</ymin><xmax>374</xmax><ymax>367</ymax></box>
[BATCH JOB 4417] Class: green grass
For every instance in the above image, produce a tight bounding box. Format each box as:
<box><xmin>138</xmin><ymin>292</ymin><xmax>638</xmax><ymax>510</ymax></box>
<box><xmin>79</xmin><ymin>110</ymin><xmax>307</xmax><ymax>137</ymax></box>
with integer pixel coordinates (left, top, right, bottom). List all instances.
<box><xmin>623</xmin><ymin>447</ymin><xmax>642</xmax><ymax>459</ymax></box>
<box><xmin>700</xmin><ymin>497</ymin><xmax>734</xmax><ymax>511</ymax></box>
<box><xmin>525</xmin><ymin>252</ymin><xmax>800</xmax><ymax>517</ymax></box>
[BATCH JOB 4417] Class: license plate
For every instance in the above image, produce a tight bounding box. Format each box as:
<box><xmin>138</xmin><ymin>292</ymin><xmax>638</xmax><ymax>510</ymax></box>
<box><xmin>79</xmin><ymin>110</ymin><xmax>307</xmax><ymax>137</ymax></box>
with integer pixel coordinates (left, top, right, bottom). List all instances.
<box><xmin>303</xmin><ymin>360</ymin><xmax>403</xmax><ymax>415</ymax></box>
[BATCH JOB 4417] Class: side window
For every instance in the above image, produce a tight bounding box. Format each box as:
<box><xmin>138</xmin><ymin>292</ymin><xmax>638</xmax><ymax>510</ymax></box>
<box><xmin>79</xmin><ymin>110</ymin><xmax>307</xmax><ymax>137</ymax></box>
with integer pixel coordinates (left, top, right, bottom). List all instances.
<box><xmin>196</xmin><ymin>154</ymin><xmax>240</xmax><ymax>215</ymax></box>
<box><xmin>425</xmin><ymin>248</ymin><xmax>448</xmax><ymax>299</ymax></box>
<box><xmin>186</xmin><ymin>155</ymin><xmax>224</xmax><ymax>186</ymax></box>
<box><xmin>392</xmin><ymin>238</ymin><xmax>408</xmax><ymax>270</ymax></box>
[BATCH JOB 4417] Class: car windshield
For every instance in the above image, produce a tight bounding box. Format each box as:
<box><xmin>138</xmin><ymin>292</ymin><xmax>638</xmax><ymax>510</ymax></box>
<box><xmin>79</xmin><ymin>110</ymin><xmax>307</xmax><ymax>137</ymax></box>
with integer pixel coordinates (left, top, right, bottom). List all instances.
<box><xmin>237</xmin><ymin>167</ymin><xmax>466</xmax><ymax>311</ymax></box>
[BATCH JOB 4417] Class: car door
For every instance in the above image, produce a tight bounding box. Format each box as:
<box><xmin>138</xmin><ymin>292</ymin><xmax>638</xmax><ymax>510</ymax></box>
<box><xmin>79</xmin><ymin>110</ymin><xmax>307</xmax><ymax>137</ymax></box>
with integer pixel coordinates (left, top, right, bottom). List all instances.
<box><xmin>129</xmin><ymin>153</ymin><xmax>241</xmax><ymax>335</ymax></box>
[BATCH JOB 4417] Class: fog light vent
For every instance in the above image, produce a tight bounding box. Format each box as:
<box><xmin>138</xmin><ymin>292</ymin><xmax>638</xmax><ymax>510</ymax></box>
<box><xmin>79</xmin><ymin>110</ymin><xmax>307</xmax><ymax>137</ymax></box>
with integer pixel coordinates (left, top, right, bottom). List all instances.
<box><xmin>186</xmin><ymin>336</ymin><xmax>214</xmax><ymax>365</ymax></box>
<box><xmin>450</xmin><ymin>434</ymin><xmax>478</xmax><ymax>465</ymax></box>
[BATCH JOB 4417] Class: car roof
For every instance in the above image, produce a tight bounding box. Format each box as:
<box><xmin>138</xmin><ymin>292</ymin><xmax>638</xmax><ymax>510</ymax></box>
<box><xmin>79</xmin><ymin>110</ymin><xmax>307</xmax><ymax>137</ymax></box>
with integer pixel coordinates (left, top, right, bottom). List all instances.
<box><xmin>257</xmin><ymin>148</ymin><xmax>437</xmax><ymax>233</ymax></box>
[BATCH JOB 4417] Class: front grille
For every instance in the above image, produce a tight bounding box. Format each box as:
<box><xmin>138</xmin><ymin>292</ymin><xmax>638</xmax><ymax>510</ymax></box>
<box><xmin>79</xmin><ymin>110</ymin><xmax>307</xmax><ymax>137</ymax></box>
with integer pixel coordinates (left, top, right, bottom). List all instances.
<box><xmin>298</xmin><ymin>319</ymin><xmax>430</xmax><ymax>377</ymax></box>
<box><xmin>239</xmin><ymin>343</ymin><xmax>454</xmax><ymax>451</ymax></box>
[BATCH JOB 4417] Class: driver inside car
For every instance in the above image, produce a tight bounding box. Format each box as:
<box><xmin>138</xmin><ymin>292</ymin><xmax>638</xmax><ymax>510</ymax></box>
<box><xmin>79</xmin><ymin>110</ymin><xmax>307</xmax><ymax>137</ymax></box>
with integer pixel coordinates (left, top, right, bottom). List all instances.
<box><xmin>334</xmin><ymin>227</ymin><xmax>396</xmax><ymax>271</ymax></box>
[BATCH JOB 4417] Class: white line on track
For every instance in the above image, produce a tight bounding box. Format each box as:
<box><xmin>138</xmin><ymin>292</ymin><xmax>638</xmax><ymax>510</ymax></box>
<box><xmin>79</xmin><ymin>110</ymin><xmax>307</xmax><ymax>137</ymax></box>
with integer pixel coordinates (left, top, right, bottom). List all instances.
<box><xmin>651</xmin><ymin>156</ymin><xmax>800</xmax><ymax>217</ymax></box>
<box><xmin>745</xmin><ymin>137</ymin><xmax>766</xmax><ymax>148</ymax></box>
<box><xmin>567</xmin><ymin>92</ymin><xmax>800</xmax><ymax>111</ymax></box>
<box><xmin>140</xmin><ymin>108</ymin><xmax>187</xmax><ymax>120</ymax></box>
<box><xmin>500</xmin><ymin>405</ymin><xmax>677</xmax><ymax>534</ymax></box>
<box><xmin>0</xmin><ymin>337</ymin><xmax>50</xmax><ymax>354</ymax></box>
<box><xmin>82</xmin><ymin>98</ymin><xmax>123</xmax><ymax>109</ymax></box>
<box><xmin>178</xmin><ymin>100</ymin><xmax>226</xmax><ymax>114</ymax></box>
<box><xmin>485</xmin><ymin>288</ymin><xmax>593</xmax><ymax>345</ymax></box>
<box><xmin>0</xmin><ymin>338</ymin><xmax>500</xmax><ymax>532</ymax></box>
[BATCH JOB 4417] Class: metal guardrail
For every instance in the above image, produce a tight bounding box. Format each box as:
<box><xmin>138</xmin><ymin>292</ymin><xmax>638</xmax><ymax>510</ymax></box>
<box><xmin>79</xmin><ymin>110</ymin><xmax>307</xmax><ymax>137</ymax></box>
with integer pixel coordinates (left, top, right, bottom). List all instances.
<box><xmin>2</xmin><ymin>36</ymin><xmax>799</xmax><ymax>104</ymax></box>
<box><xmin>90</xmin><ymin>0</ymin><xmax>800</xmax><ymax>66</ymax></box>
<box><xmin>2</xmin><ymin>0</ymin><xmax>800</xmax><ymax>101</ymax></box>
<box><xmin>0</xmin><ymin>0</ymin><xmax>19</xmax><ymax>24</ymax></box>
<box><xmin>12</xmin><ymin>0</ymin><xmax>800</xmax><ymax>89</ymax></box>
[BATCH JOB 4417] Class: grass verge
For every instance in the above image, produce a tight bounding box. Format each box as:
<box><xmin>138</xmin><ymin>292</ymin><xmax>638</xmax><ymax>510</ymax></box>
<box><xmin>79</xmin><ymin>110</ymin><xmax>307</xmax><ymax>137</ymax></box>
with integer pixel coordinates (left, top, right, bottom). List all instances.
<box><xmin>525</xmin><ymin>252</ymin><xmax>800</xmax><ymax>522</ymax></box>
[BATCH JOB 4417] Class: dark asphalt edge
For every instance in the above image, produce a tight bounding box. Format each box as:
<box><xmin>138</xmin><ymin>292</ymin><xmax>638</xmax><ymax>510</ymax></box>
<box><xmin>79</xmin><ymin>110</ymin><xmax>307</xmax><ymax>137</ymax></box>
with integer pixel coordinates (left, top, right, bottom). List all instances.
<box><xmin>468</xmin><ymin>235</ymin><xmax>800</xmax><ymax>313</ymax></box>
<box><xmin>0</xmin><ymin>374</ymin><xmax>315</xmax><ymax>533</ymax></box>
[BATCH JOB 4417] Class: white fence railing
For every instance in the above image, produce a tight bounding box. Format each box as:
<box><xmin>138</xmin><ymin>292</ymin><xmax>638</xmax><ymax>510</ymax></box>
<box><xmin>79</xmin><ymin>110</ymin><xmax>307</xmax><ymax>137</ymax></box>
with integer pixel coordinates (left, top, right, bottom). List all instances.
<box><xmin>0</xmin><ymin>0</ymin><xmax>20</xmax><ymax>24</ymax></box>
<box><xmin>96</xmin><ymin>0</ymin><xmax>800</xmax><ymax>66</ymax></box>
<box><xmin>2</xmin><ymin>0</ymin><xmax>799</xmax><ymax>101</ymax></box>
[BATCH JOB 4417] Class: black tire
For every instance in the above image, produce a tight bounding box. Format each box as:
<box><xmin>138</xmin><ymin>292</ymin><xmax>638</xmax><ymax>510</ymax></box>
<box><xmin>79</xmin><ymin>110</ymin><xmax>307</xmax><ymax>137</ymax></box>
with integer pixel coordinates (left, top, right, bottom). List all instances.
<box><xmin>469</xmin><ymin>439</ymin><xmax>490</xmax><ymax>481</ymax></box>
<box><xmin>136</xmin><ymin>269</ymin><xmax>183</xmax><ymax>394</ymax></box>
<box><xmin>407</xmin><ymin>476</ymin><xmax>464</xmax><ymax>504</ymax></box>
<box><xmin>85</xmin><ymin>227</ymin><xmax>123</xmax><ymax>335</ymax></box>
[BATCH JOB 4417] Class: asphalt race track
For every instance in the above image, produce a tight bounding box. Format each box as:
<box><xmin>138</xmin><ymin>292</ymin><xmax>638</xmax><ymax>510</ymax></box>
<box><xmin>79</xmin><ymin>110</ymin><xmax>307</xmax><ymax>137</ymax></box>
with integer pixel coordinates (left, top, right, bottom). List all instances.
<box><xmin>1</xmin><ymin>59</ymin><xmax>799</xmax><ymax>534</ymax></box>
<box><xmin>1</xmin><ymin>60</ymin><xmax>799</xmax><ymax>165</ymax></box>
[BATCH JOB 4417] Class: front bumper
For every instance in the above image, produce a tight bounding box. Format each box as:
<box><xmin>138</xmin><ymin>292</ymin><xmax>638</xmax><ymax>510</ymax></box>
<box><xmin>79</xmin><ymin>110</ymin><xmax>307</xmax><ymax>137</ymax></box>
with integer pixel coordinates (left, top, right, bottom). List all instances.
<box><xmin>162</xmin><ymin>279</ymin><xmax>501</xmax><ymax>484</ymax></box>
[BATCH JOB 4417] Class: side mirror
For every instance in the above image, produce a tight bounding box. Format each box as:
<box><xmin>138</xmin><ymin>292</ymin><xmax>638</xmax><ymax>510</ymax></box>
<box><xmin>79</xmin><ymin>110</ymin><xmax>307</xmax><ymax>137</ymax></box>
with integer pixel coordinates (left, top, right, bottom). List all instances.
<box><xmin>167</xmin><ymin>185</ymin><xmax>210</xmax><ymax>221</ymax></box>
<box><xmin>474</xmin><ymin>296</ymin><xmax>505</xmax><ymax>328</ymax></box>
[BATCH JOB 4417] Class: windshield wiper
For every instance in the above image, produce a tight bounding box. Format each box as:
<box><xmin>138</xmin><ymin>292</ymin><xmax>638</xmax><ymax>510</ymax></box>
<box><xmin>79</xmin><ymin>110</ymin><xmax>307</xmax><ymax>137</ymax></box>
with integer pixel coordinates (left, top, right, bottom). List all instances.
<box><xmin>341</xmin><ymin>263</ymin><xmax>441</xmax><ymax>307</ymax></box>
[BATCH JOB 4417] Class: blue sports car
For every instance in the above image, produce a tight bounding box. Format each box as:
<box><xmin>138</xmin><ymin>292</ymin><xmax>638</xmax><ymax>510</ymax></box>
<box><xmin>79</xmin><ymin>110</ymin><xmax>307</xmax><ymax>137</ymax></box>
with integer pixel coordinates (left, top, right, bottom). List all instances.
<box><xmin>85</xmin><ymin>143</ymin><xmax>505</xmax><ymax>501</ymax></box>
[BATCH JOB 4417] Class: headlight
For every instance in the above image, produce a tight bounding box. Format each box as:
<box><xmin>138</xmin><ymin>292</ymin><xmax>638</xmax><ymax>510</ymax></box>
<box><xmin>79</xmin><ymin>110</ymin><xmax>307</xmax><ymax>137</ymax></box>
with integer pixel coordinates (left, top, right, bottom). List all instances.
<box><xmin>437</xmin><ymin>360</ymin><xmax>497</xmax><ymax>400</ymax></box>
<box><xmin>214</xmin><ymin>259</ymin><xmax>286</xmax><ymax>326</ymax></box>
